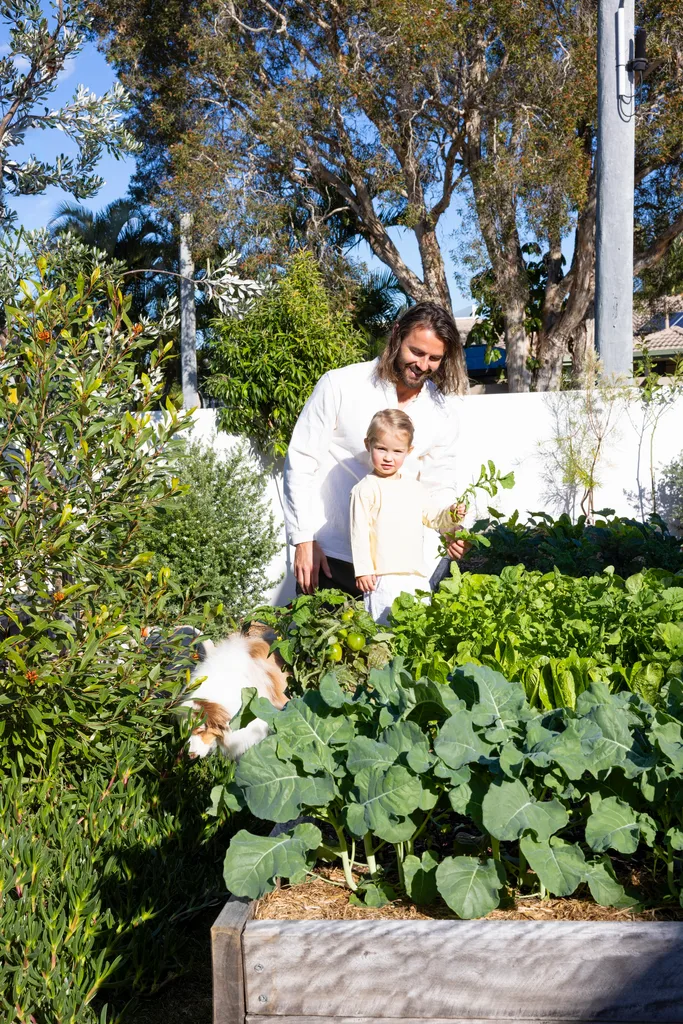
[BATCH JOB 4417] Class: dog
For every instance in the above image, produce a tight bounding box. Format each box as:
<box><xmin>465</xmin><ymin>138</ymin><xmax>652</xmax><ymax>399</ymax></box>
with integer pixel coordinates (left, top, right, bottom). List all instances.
<box><xmin>183</xmin><ymin>628</ymin><xmax>288</xmax><ymax>760</ymax></box>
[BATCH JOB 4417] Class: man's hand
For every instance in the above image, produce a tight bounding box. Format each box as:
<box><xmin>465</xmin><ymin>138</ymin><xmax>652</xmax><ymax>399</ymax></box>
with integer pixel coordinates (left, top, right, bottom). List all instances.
<box><xmin>356</xmin><ymin>574</ymin><xmax>377</xmax><ymax>593</ymax></box>
<box><xmin>294</xmin><ymin>540</ymin><xmax>332</xmax><ymax>594</ymax></box>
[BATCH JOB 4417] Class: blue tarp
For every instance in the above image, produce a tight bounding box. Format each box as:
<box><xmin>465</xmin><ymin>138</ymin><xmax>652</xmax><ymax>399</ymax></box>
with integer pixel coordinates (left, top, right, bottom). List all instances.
<box><xmin>465</xmin><ymin>345</ymin><xmax>506</xmax><ymax>371</ymax></box>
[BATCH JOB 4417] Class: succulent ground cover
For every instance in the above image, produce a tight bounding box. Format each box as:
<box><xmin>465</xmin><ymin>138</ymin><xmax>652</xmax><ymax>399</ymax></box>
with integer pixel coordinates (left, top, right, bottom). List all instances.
<box><xmin>219</xmin><ymin>655</ymin><xmax>683</xmax><ymax>919</ymax></box>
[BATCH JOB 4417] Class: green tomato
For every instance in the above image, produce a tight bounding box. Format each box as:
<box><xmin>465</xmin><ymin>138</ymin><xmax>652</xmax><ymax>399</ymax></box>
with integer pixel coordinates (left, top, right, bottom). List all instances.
<box><xmin>338</xmin><ymin>628</ymin><xmax>348</xmax><ymax>637</ymax></box>
<box><xmin>341</xmin><ymin>610</ymin><xmax>355</xmax><ymax>622</ymax></box>
<box><xmin>346</xmin><ymin>631</ymin><xmax>366</xmax><ymax>652</ymax></box>
<box><xmin>326</xmin><ymin>642</ymin><xmax>343</xmax><ymax>662</ymax></box>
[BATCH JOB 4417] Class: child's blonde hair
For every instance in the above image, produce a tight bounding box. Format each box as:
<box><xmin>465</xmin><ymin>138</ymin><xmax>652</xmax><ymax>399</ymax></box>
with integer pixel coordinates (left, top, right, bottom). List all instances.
<box><xmin>365</xmin><ymin>409</ymin><xmax>414</xmax><ymax>446</ymax></box>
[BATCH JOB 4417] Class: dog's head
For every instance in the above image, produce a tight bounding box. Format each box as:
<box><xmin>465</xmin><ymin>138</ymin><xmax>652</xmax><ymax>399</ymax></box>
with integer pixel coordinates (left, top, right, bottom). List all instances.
<box><xmin>186</xmin><ymin>699</ymin><xmax>230</xmax><ymax>759</ymax></box>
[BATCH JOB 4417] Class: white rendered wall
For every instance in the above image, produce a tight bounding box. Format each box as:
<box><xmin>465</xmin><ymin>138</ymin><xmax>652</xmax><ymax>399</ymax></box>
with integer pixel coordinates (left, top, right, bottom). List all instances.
<box><xmin>187</xmin><ymin>389</ymin><xmax>683</xmax><ymax>608</ymax></box>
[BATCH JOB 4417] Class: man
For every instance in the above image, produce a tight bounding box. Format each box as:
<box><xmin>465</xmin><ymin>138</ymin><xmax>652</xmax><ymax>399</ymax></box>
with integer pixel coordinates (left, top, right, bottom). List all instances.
<box><xmin>284</xmin><ymin>301</ymin><xmax>467</xmax><ymax>596</ymax></box>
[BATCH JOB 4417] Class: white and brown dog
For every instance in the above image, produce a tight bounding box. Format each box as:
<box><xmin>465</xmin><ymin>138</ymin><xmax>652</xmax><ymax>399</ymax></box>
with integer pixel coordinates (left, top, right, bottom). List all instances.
<box><xmin>183</xmin><ymin>628</ymin><xmax>288</xmax><ymax>760</ymax></box>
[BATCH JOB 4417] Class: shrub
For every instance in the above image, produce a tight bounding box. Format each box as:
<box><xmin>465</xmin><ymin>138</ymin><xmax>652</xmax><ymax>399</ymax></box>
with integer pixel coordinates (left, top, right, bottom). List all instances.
<box><xmin>659</xmin><ymin>453</ymin><xmax>683</xmax><ymax>534</ymax></box>
<box><xmin>139</xmin><ymin>440</ymin><xmax>281</xmax><ymax>629</ymax></box>
<box><xmin>219</xmin><ymin>660</ymin><xmax>683</xmax><ymax>917</ymax></box>
<box><xmin>460</xmin><ymin>510</ymin><xmax>683</xmax><ymax>578</ymax></box>
<box><xmin>0</xmin><ymin>265</ymin><xmax>244</xmax><ymax>1020</ymax></box>
<box><xmin>204</xmin><ymin>251</ymin><xmax>370</xmax><ymax>456</ymax></box>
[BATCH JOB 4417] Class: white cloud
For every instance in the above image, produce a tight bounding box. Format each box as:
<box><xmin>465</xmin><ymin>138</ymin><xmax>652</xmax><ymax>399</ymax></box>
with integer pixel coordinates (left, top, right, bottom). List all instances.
<box><xmin>57</xmin><ymin>56</ymin><xmax>76</xmax><ymax>84</ymax></box>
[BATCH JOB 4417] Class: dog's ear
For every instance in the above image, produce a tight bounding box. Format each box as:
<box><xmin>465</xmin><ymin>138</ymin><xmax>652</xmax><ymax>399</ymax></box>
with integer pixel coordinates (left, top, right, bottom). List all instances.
<box><xmin>193</xmin><ymin>698</ymin><xmax>231</xmax><ymax>731</ymax></box>
<box><xmin>246</xmin><ymin>637</ymin><xmax>271</xmax><ymax>662</ymax></box>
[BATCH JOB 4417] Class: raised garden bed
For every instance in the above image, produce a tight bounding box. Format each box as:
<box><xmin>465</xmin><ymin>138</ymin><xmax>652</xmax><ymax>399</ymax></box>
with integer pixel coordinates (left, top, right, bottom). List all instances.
<box><xmin>212</xmin><ymin>894</ymin><xmax>683</xmax><ymax>1024</ymax></box>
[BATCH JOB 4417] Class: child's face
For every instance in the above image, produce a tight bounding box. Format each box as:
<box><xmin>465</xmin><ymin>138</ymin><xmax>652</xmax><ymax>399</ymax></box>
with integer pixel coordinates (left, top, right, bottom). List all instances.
<box><xmin>366</xmin><ymin>429</ymin><xmax>413</xmax><ymax>477</ymax></box>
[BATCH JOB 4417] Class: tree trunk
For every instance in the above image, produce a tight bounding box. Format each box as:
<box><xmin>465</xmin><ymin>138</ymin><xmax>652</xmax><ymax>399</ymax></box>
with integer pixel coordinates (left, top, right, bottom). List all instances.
<box><xmin>179</xmin><ymin>212</ymin><xmax>199</xmax><ymax>409</ymax></box>
<box><xmin>503</xmin><ymin>299</ymin><xmax>531</xmax><ymax>392</ymax></box>
<box><xmin>570</xmin><ymin>309</ymin><xmax>595</xmax><ymax>386</ymax></box>
<box><xmin>413</xmin><ymin>224</ymin><xmax>469</xmax><ymax>394</ymax></box>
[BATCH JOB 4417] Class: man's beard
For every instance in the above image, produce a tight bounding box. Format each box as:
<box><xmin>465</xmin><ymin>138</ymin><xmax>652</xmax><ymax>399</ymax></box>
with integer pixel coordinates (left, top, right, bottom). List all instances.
<box><xmin>395</xmin><ymin>357</ymin><xmax>436</xmax><ymax>389</ymax></box>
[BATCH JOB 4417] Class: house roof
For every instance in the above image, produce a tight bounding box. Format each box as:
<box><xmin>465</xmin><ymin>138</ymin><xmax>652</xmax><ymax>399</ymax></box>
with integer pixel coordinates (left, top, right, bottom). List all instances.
<box><xmin>633</xmin><ymin>325</ymin><xmax>683</xmax><ymax>356</ymax></box>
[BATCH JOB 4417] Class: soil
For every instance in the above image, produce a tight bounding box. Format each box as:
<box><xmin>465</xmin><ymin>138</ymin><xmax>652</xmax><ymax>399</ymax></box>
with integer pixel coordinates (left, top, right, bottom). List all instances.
<box><xmin>254</xmin><ymin>867</ymin><xmax>683</xmax><ymax>922</ymax></box>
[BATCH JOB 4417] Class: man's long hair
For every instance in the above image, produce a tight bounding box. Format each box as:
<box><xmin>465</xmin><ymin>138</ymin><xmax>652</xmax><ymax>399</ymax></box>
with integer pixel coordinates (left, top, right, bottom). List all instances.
<box><xmin>376</xmin><ymin>301</ymin><xmax>461</xmax><ymax>395</ymax></box>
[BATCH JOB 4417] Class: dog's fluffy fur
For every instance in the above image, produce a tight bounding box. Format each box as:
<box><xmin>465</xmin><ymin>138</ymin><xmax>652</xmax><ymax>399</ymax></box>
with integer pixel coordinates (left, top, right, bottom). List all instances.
<box><xmin>183</xmin><ymin>632</ymin><xmax>287</xmax><ymax>760</ymax></box>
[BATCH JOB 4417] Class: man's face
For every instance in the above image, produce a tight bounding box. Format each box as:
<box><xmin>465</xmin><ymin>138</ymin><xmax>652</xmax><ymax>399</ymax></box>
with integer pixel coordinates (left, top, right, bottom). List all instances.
<box><xmin>395</xmin><ymin>327</ymin><xmax>445</xmax><ymax>389</ymax></box>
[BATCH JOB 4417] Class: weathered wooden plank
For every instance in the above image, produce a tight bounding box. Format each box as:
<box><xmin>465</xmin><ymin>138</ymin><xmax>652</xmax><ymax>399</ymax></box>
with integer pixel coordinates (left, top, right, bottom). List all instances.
<box><xmin>212</xmin><ymin>896</ymin><xmax>255</xmax><ymax>1024</ymax></box>
<box><xmin>245</xmin><ymin>1019</ymin><xmax>651</xmax><ymax>1024</ymax></box>
<box><xmin>242</xmin><ymin>919</ymin><xmax>683</xmax><ymax>1020</ymax></box>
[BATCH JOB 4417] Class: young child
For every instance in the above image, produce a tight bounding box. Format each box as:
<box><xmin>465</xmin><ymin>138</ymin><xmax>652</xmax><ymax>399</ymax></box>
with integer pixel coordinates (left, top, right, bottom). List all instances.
<box><xmin>349</xmin><ymin>409</ymin><xmax>465</xmax><ymax>624</ymax></box>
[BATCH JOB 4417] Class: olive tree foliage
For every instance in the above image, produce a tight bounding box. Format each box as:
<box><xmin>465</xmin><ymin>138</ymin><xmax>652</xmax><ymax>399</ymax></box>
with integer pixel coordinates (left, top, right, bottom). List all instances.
<box><xmin>0</xmin><ymin>0</ymin><xmax>139</xmax><ymax>220</ymax></box>
<box><xmin>93</xmin><ymin>0</ymin><xmax>683</xmax><ymax>394</ymax></box>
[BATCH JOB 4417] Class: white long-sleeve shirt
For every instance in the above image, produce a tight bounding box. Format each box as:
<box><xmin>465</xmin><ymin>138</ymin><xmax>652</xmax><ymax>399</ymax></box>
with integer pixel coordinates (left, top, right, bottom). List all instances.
<box><xmin>283</xmin><ymin>359</ymin><xmax>461</xmax><ymax>564</ymax></box>
<box><xmin>350</xmin><ymin>474</ymin><xmax>453</xmax><ymax>577</ymax></box>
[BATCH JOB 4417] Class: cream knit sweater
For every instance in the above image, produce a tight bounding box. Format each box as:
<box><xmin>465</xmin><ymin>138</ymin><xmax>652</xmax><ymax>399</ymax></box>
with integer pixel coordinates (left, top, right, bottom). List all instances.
<box><xmin>350</xmin><ymin>473</ymin><xmax>453</xmax><ymax>578</ymax></box>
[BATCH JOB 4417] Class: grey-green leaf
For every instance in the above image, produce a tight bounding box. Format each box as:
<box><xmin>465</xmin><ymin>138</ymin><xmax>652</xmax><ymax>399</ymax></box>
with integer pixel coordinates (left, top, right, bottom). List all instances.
<box><xmin>482</xmin><ymin>778</ymin><xmax>568</xmax><ymax>841</ymax></box>
<box><xmin>434</xmin><ymin>714</ymin><xmax>493</xmax><ymax>770</ymax></box>
<box><xmin>235</xmin><ymin>737</ymin><xmax>335</xmax><ymax>821</ymax></box>
<box><xmin>403</xmin><ymin>851</ymin><xmax>439</xmax><ymax>905</ymax></box>
<box><xmin>584</xmin><ymin>856</ymin><xmax>638</xmax><ymax>907</ymax></box>
<box><xmin>585</xmin><ymin>796</ymin><xmax>640</xmax><ymax>854</ymax></box>
<box><xmin>435</xmin><ymin>855</ymin><xmax>506</xmax><ymax>919</ymax></box>
<box><xmin>223</xmin><ymin>824</ymin><xmax>322</xmax><ymax>898</ymax></box>
<box><xmin>519</xmin><ymin>835</ymin><xmax>586</xmax><ymax>896</ymax></box>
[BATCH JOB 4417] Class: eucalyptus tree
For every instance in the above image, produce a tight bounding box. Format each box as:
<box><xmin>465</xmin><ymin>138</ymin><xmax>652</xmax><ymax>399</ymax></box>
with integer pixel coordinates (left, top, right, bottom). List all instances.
<box><xmin>92</xmin><ymin>0</ymin><xmax>683</xmax><ymax>391</ymax></box>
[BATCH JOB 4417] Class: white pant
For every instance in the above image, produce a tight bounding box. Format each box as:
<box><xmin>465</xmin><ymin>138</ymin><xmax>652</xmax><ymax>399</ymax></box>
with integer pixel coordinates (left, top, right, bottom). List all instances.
<box><xmin>364</xmin><ymin>574</ymin><xmax>430</xmax><ymax>625</ymax></box>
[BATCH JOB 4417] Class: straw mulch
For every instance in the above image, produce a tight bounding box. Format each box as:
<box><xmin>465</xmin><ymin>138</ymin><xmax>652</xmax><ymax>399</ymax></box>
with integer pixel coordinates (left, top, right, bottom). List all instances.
<box><xmin>254</xmin><ymin>868</ymin><xmax>683</xmax><ymax>922</ymax></box>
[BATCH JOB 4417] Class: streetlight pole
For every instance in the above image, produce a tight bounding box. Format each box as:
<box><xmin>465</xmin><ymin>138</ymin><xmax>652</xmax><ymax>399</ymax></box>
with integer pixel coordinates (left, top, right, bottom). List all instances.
<box><xmin>595</xmin><ymin>0</ymin><xmax>635</xmax><ymax>381</ymax></box>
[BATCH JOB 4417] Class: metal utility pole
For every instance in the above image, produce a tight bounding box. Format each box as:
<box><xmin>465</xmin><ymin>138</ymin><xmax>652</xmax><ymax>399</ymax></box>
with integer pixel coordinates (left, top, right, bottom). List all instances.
<box><xmin>179</xmin><ymin>212</ymin><xmax>199</xmax><ymax>409</ymax></box>
<box><xmin>595</xmin><ymin>0</ymin><xmax>635</xmax><ymax>381</ymax></box>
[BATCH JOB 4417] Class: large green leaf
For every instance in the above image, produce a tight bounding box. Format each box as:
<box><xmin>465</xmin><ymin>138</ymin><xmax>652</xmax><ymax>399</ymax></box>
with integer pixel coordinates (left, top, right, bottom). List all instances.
<box><xmin>651</xmin><ymin>718</ymin><xmax>683</xmax><ymax>771</ymax></box>
<box><xmin>434</xmin><ymin>714</ymin><xmax>493</xmax><ymax>770</ymax></box>
<box><xmin>464</xmin><ymin>664</ymin><xmax>529</xmax><ymax>733</ymax></box>
<box><xmin>448</xmin><ymin>774</ymin><xmax>488</xmax><ymax>830</ymax></box>
<box><xmin>346</xmin><ymin>736</ymin><xmax>397</xmax><ymax>774</ymax></box>
<box><xmin>273</xmin><ymin>698</ymin><xmax>354</xmax><ymax>774</ymax></box>
<box><xmin>406</xmin><ymin>678</ymin><xmax>464</xmax><ymax>724</ymax></box>
<box><xmin>223</xmin><ymin>824</ymin><xmax>322</xmax><ymax>898</ymax></box>
<box><xmin>381</xmin><ymin>720</ymin><xmax>435</xmax><ymax>774</ymax></box>
<box><xmin>584</xmin><ymin>856</ymin><xmax>637</xmax><ymax>907</ymax></box>
<box><xmin>435</xmin><ymin>855</ymin><xmax>506</xmax><ymax>918</ymax></box>
<box><xmin>482</xmin><ymin>778</ymin><xmax>568</xmax><ymax>841</ymax></box>
<box><xmin>345</xmin><ymin>764</ymin><xmax>422</xmax><ymax>838</ymax></box>
<box><xmin>403</xmin><ymin>851</ymin><xmax>439</xmax><ymax>905</ymax></box>
<box><xmin>234</xmin><ymin>737</ymin><xmax>336</xmax><ymax>821</ymax></box>
<box><xmin>519</xmin><ymin>835</ymin><xmax>585</xmax><ymax>896</ymax></box>
<box><xmin>585</xmin><ymin>796</ymin><xmax>640</xmax><ymax>854</ymax></box>
<box><xmin>367</xmin><ymin>658</ymin><xmax>413</xmax><ymax>707</ymax></box>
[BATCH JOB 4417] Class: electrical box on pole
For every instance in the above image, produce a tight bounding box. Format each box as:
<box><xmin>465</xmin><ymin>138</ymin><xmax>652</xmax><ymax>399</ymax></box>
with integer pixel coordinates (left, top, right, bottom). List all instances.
<box><xmin>595</xmin><ymin>0</ymin><xmax>635</xmax><ymax>381</ymax></box>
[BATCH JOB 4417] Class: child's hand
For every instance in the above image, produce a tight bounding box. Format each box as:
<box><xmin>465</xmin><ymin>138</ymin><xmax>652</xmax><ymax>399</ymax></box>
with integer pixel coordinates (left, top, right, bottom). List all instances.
<box><xmin>449</xmin><ymin>502</ymin><xmax>467</xmax><ymax>523</ymax></box>
<box><xmin>356</xmin><ymin>574</ymin><xmax>377</xmax><ymax>593</ymax></box>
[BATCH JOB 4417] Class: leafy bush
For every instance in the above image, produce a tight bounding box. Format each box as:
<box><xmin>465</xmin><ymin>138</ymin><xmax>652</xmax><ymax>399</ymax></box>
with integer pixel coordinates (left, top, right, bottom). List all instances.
<box><xmin>659</xmin><ymin>453</ymin><xmax>683</xmax><ymax>535</ymax></box>
<box><xmin>204</xmin><ymin>251</ymin><xmax>370</xmax><ymax>456</ymax></box>
<box><xmin>251</xmin><ymin>589</ymin><xmax>392</xmax><ymax>693</ymax></box>
<box><xmin>460</xmin><ymin>510</ymin><xmax>683</xmax><ymax>578</ymax></box>
<box><xmin>219</xmin><ymin>660</ymin><xmax>683</xmax><ymax>917</ymax></box>
<box><xmin>0</xmin><ymin>266</ymin><xmax>244</xmax><ymax>1021</ymax></box>
<box><xmin>139</xmin><ymin>440</ymin><xmax>281</xmax><ymax>628</ymax></box>
<box><xmin>391</xmin><ymin>564</ymin><xmax>683</xmax><ymax>709</ymax></box>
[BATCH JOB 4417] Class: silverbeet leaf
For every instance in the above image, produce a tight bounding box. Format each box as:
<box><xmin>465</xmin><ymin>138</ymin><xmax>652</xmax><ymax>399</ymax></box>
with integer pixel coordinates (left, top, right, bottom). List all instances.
<box><xmin>436</xmin><ymin>855</ymin><xmax>506</xmax><ymax>918</ymax></box>
<box><xmin>223</xmin><ymin>824</ymin><xmax>322</xmax><ymax>899</ymax></box>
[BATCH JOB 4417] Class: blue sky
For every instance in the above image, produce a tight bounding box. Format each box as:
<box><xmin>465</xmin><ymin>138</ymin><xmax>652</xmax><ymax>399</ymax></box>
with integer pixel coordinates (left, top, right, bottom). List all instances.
<box><xmin>3</xmin><ymin>33</ymin><xmax>492</xmax><ymax>313</ymax></box>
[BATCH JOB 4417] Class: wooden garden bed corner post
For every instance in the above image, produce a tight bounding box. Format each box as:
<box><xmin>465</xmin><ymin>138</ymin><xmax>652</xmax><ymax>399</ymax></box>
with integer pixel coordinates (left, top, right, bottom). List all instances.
<box><xmin>211</xmin><ymin>896</ymin><xmax>254</xmax><ymax>1024</ymax></box>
